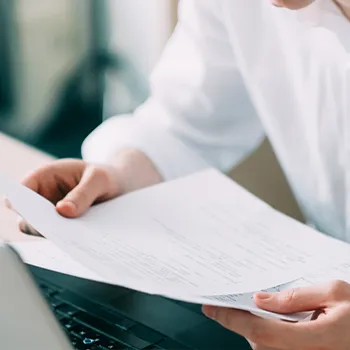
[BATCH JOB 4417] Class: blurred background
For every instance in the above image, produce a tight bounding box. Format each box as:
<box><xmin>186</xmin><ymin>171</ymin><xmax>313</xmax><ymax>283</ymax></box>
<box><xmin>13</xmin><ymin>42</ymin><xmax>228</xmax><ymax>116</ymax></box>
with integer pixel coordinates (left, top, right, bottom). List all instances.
<box><xmin>0</xmin><ymin>0</ymin><xmax>303</xmax><ymax>220</ymax></box>
<box><xmin>0</xmin><ymin>0</ymin><xmax>178</xmax><ymax>158</ymax></box>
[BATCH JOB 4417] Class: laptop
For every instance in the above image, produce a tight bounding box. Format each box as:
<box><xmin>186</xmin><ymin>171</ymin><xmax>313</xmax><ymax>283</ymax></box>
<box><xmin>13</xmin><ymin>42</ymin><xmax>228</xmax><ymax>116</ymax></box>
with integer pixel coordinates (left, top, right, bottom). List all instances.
<box><xmin>0</xmin><ymin>243</ymin><xmax>250</xmax><ymax>350</ymax></box>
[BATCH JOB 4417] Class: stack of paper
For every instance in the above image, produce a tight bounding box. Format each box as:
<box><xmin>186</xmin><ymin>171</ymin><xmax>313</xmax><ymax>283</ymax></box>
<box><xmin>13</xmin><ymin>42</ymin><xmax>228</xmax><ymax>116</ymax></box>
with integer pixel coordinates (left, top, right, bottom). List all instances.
<box><xmin>2</xmin><ymin>169</ymin><xmax>350</xmax><ymax>321</ymax></box>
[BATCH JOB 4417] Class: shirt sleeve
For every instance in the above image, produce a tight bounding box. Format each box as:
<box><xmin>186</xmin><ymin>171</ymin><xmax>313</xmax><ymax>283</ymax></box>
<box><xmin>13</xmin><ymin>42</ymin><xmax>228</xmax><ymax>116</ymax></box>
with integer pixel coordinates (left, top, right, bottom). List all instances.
<box><xmin>82</xmin><ymin>0</ymin><xmax>264</xmax><ymax>181</ymax></box>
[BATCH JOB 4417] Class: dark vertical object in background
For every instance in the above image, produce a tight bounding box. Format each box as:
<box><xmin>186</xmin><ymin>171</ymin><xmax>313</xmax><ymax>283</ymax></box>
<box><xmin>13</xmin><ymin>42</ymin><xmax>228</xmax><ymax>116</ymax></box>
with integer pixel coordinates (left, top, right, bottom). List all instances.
<box><xmin>33</xmin><ymin>0</ymin><xmax>109</xmax><ymax>159</ymax></box>
<box><xmin>0</xmin><ymin>0</ymin><xmax>14</xmax><ymax>118</ymax></box>
<box><xmin>1</xmin><ymin>1</ymin><xmax>144</xmax><ymax>158</ymax></box>
<box><xmin>89</xmin><ymin>0</ymin><xmax>108</xmax><ymax>120</ymax></box>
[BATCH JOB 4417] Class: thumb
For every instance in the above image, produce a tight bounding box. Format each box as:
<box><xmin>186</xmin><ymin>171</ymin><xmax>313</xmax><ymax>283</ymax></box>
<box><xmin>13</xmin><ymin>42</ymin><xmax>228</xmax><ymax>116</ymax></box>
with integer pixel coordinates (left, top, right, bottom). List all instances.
<box><xmin>56</xmin><ymin>166</ymin><xmax>119</xmax><ymax>217</ymax></box>
<box><xmin>254</xmin><ymin>282</ymin><xmax>348</xmax><ymax>314</ymax></box>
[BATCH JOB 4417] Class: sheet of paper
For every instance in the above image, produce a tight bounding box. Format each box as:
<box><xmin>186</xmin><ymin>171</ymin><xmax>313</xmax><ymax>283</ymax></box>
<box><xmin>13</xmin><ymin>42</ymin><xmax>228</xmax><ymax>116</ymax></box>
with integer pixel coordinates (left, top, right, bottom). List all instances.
<box><xmin>1</xmin><ymin>169</ymin><xmax>349</xmax><ymax>295</ymax></box>
<box><xmin>1</xmin><ymin>169</ymin><xmax>350</xmax><ymax>321</ymax></box>
<box><xmin>9</xmin><ymin>240</ymin><xmax>309</xmax><ymax>321</ymax></box>
<box><xmin>11</xmin><ymin>240</ymin><xmax>103</xmax><ymax>282</ymax></box>
<box><xmin>287</xmin><ymin>262</ymin><xmax>350</xmax><ymax>288</ymax></box>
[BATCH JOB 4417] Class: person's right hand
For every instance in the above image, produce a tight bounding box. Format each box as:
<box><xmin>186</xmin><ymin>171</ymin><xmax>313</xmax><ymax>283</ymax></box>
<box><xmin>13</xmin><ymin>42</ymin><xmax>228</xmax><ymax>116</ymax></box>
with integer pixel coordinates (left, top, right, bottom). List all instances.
<box><xmin>6</xmin><ymin>159</ymin><xmax>121</xmax><ymax>235</ymax></box>
<box><xmin>7</xmin><ymin>151</ymin><xmax>162</xmax><ymax>236</ymax></box>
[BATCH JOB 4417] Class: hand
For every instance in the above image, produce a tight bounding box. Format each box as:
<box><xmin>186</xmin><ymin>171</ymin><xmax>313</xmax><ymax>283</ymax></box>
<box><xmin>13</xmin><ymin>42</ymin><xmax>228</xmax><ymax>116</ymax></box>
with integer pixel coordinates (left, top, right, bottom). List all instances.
<box><xmin>5</xmin><ymin>149</ymin><xmax>162</xmax><ymax>236</ymax></box>
<box><xmin>203</xmin><ymin>280</ymin><xmax>350</xmax><ymax>350</ymax></box>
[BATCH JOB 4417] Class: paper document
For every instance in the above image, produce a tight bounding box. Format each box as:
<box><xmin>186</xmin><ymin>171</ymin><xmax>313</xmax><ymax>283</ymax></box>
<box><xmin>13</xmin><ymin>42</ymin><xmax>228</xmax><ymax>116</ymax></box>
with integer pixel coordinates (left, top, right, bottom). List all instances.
<box><xmin>2</xmin><ymin>169</ymin><xmax>350</xmax><ymax>320</ymax></box>
<box><xmin>11</xmin><ymin>240</ymin><xmax>103</xmax><ymax>282</ymax></box>
<box><xmin>11</xmin><ymin>240</ymin><xmax>311</xmax><ymax>321</ymax></box>
<box><xmin>13</xmin><ymin>239</ymin><xmax>350</xmax><ymax>322</ymax></box>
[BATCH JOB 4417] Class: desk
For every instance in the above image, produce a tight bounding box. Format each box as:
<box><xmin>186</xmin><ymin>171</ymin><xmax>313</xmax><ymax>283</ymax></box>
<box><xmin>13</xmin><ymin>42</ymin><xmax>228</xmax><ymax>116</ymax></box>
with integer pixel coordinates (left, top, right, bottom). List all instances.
<box><xmin>0</xmin><ymin>132</ymin><xmax>53</xmax><ymax>241</ymax></box>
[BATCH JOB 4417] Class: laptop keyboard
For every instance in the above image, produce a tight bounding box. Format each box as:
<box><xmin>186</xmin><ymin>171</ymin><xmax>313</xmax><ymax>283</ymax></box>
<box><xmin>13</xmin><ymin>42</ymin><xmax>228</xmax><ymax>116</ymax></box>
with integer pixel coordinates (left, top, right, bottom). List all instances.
<box><xmin>39</xmin><ymin>280</ymin><xmax>189</xmax><ymax>350</ymax></box>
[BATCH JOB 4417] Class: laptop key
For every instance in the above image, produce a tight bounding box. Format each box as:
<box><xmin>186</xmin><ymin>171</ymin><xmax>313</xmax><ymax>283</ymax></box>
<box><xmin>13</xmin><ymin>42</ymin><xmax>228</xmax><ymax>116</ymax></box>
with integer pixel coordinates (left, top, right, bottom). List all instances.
<box><xmin>56</xmin><ymin>312</ymin><xmax>67</xmax><ymax>321</ymax></box>
<box><xmin>57</xmin><ymin>290</ymin><xmax>136</xmax><ymax>332</ymax></box>
<box><xmin>50</xmin><ymin>297</ymin><xmax>63</xmax><ymax>309</ymax></box>
<box><xmin>57</xmin><ymin>303</ymin><xmax>80</xmax><ymax>317</ymax></box>
<box><xmin>39</xmin><ymin>283</ymin><xmax>56</xmax><ymax>296</ymax></box>
<box><xmin>98</xmin><ymin>337</ymin><xmax>127</xmax><ymax>349</ymax></box>
<box><xmin>75</xmin><ymin>312</ymin><xmax>151</xmax><ymax>349</ymax></box>
<box><xmin>62</xmin><ymin>318</ymin><xmax>79</xmax><ymax>332</ymax></box>
<box><xmin>69</xmin><ymin>334</ymin><xmax>101</xmax><ymax>349</ymax></box>
<box><xmin>102</xmin><ymin>312</ymin><xmax>136</xmax><ymax>331</ymax></box>
<box><xmin>70</xmin><ymin>335</ymin><xmax>79</xmax><ymax>348</ymax></box>
<box><xmin>71</xmin><ymin>323</ymin><xmax>92</xmax><ymax>339</ymax></box>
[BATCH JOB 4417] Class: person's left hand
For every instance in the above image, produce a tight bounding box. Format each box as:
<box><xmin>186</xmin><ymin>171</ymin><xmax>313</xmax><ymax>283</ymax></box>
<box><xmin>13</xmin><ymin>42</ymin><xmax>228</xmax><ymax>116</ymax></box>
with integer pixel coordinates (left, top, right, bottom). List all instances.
<box><xmin>202</xmin><ymin>280</ymin><xmax>350</xmax><ymax>350</ymax></box>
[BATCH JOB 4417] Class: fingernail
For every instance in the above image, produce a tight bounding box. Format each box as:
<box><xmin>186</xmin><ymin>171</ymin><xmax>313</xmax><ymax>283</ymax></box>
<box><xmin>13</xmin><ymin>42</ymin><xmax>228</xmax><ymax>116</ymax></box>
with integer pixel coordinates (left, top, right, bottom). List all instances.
<box><xmin>202</xmin><ymin>306</ymin><xmax>217</xmax><ymax>320</ymax></box>
<box><xmin>271</xmin><ymin>0</ymin><xmax>284</xmax><ymax>7</ymax></box>
<box><xmin>4</xmin><ymin>196</ymin><xmax>12</xmax><ymax>209</ymax></box>
<box><xmin>255</xmin><ymin>292</ymin><xmax>272</xmax><ymax>301</ymax></box>
<box><xmin>18</xmin><ymin>219</ymin><xmax>27</xmax><ymax>233</ymax></box>
<box><xmin>57</xmin><ymin>200</ymin><xmax>77</xmax><ymax>212</ymax></box>
<box><xmin>66</xmin><ymin>201</ymin><xmax>77</xmax><ymax>211</ymax></box>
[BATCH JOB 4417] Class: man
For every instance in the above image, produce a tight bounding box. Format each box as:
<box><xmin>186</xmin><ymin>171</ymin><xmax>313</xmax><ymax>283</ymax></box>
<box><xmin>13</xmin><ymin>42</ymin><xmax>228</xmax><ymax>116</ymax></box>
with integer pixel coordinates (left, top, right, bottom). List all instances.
<box><xmin>12</xmin><ymin>0</ymin><xmax>350</xmax><ymax>349</ymax></box>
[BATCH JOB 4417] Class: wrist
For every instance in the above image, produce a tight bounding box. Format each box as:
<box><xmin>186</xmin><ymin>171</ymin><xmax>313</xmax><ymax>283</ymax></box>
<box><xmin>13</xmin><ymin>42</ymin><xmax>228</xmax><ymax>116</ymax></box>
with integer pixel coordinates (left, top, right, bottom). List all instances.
<box><xmin>108</xmin><ymin>148</ymin><xmax>163</xmax><ymax>194</ymax></box>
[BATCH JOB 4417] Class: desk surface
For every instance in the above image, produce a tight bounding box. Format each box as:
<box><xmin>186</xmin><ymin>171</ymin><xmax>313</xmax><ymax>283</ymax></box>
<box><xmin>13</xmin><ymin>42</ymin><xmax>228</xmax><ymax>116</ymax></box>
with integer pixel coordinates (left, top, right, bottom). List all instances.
<box><xmin>0</xmin><ymin>133</ymin><xmax>52</xmax><ymax>241</ymax></box>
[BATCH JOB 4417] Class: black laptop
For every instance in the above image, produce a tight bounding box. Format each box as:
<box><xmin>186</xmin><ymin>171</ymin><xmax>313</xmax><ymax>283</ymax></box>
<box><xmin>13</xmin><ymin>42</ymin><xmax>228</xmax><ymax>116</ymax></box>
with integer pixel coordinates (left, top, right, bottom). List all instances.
<box><xmin>30</xmin><ymin>264</ymin><xmax>250</xmax><ymax>349</ymax></box>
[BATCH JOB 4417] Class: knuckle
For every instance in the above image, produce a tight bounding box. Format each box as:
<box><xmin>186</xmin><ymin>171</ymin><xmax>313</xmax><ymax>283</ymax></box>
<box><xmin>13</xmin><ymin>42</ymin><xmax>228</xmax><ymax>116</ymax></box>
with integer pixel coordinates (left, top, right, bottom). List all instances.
<box><xmin>328</xmin><ymin>280</ymin><xmax>349</xmax><ymax>300</ymax></box>
<box><xmin>89</xmin><ymin>166</ymin><xmax>109</xmax><ymax>181</ymax></box>
<box><xmin>74</xmin><ymin>188</ymin><xmax>89</xmax><ymax>202</ymax></box>
<box><xmin>280</xmin><ymin>288</ymin><xmax>297</xmax><ymax>307</ymax></box>
<box><xmin>21</xmin><ymin>169</ymin><xmax>39</xmax><ymax>185</ymax></box>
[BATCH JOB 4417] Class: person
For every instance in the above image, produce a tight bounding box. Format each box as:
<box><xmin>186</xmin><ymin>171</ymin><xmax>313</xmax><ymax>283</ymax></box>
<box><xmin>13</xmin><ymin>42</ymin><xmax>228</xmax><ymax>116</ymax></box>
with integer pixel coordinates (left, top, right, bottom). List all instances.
<box><xmin>8</xmin><ymin>0</ymin><xmax>350</xmax><ymax>349</ymax></box>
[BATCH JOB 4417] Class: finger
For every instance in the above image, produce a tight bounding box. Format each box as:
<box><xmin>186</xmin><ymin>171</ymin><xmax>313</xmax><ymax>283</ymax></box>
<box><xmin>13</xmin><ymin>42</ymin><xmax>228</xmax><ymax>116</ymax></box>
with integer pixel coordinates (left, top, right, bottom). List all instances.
<box><xmin>202</xmin><ymin>305</ymin><xmax>314</xmax><ymax>349</ymax></box>
<box><xmin>3</xmin><ymin>196</ymin><xmax>41</xmax><ymax>236</ymax></box>
<box><xmin>17</xmin><ymin>218</ymin><xmax>42</xmax><ymax>237</ymax></box>
<box><xmin>4</xmin><ymin>196</ymin><xmax>12</xmax><ymax>210</ymax></box>
<box><xmin>255</xmin><ymin>280</ymin><xmax>350</xmax><ymax>314</ymax></box>
<box><xmin>56</xmin><ymin>166</ymin><xmax>115</xmax><ymax>217</ymax></box>
<box><xmin>21</xmin><ymin>173</ymin><xmax>40</xmax><ymax>192</ymax></box>
<box><xmin>247</xmin><ymin>339</ymin><xmax>255</xmax><ymax>349</ymax></box>
<box><xmin>22</xmin><ymin>168</ymin><xmax>67</xmax><ymax>204</ymax></box>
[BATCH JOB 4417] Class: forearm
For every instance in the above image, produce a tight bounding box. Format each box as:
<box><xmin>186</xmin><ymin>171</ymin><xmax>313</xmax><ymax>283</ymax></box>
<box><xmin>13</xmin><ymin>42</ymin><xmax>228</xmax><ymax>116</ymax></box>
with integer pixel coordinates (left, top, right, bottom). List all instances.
<box><xmin>81</xmin><ymin>109</ymin><xmax>210</xmax><ymax>182</ymax></box>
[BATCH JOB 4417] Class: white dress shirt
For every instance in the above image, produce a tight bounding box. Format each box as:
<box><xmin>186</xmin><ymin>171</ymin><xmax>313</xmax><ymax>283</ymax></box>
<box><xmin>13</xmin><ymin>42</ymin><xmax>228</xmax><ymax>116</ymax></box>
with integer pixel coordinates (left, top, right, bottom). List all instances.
<box><xmin>82</xmin><ymin>0</ymin><xmax>350</xmax><ymax>241</ymax></box>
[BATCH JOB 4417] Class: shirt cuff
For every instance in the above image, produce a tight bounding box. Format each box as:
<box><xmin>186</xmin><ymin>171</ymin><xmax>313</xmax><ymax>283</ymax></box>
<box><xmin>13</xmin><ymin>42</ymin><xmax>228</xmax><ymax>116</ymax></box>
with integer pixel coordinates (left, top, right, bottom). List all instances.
<box><xmin>81</xmin><ymin>114</ymin><xmax>210</xmax><ymax>181</ymax></box>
